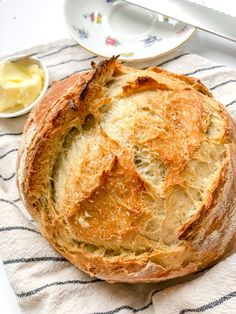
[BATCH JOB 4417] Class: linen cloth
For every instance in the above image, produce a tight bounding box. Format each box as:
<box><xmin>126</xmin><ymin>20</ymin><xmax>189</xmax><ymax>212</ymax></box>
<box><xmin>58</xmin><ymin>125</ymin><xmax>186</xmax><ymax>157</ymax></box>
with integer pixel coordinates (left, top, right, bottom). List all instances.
<box><xmin>0</xmin><ymin>39</ymin><xmax>236</xmax><ymax>314</ymax></box>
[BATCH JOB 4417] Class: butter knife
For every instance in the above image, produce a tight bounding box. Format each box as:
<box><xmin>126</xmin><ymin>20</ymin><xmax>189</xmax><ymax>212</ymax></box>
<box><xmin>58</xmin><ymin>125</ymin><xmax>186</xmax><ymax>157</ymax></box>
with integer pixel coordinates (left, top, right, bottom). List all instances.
<box><xmin>124</xmin><ymin>0</ymin><xmax>236</xmax><ymax>42</ymax></box>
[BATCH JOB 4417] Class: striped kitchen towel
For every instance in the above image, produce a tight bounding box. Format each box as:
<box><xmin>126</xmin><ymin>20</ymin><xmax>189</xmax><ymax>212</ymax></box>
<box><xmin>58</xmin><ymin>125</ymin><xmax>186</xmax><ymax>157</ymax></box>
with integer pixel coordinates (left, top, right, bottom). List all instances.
<box><xmin>0</xmin><ymin>38</ymin><xmax>236</xmax><ymax>314</ymax></box>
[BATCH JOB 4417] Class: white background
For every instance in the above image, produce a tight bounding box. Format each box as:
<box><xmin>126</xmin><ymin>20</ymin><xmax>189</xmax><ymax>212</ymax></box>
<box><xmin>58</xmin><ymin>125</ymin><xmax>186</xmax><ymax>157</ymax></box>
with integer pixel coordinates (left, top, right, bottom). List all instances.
<box><xmin>0</xmin><ymin>0</ymin><xmax>236</xmax><ymax>313</ymax></box>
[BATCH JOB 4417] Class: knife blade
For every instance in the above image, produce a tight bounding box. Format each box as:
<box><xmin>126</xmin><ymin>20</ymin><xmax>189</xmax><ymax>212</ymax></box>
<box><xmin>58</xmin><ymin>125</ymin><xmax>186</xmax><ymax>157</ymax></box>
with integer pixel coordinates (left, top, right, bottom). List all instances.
<box><xmin>124</xmin><ymin>0</ymin><xmax>236</xmax><ymax>42</ymax></box>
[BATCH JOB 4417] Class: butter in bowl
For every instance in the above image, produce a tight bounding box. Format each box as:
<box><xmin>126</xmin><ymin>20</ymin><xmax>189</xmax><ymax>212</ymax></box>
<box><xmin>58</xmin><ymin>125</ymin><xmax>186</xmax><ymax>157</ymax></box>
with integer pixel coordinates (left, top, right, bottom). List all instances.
<box><xmin>0</xmin><ymin>55</ymin><xmax>49</xmax><ymax>118</ymax></box>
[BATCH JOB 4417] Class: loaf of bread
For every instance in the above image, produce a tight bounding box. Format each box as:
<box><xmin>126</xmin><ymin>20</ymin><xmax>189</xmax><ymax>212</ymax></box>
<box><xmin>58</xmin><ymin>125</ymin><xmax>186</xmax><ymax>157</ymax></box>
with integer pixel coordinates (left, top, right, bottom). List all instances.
<box><xmin>17</xmin><ymin>57</ymin><xmax>236</xmax><ymax>283</ymax></box>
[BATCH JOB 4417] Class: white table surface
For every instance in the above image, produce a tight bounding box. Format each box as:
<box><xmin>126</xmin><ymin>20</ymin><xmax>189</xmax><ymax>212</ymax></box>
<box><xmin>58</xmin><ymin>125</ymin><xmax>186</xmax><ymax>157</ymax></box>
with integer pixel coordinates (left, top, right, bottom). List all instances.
<box><xmin>0</xmin><ymin>0</ymin><xmax>236</xmax><ymax>313</ymax></box>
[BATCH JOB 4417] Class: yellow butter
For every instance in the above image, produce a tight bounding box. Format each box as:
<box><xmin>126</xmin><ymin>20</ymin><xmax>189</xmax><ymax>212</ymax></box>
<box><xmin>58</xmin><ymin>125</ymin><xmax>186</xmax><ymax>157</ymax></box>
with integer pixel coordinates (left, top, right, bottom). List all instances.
<box><xmin>0</xmin><ymin>59</ymin><xmax>44</xmax><ymax>113</ymax></box>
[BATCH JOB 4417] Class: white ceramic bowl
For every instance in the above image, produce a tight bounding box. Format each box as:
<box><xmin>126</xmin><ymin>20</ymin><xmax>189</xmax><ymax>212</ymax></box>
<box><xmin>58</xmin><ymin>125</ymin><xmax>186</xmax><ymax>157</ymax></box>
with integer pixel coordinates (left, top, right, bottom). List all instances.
<box><xmin>0</xmin><ymin>55</ymin><xmax>49</xmax><ymax>119</ymax></box>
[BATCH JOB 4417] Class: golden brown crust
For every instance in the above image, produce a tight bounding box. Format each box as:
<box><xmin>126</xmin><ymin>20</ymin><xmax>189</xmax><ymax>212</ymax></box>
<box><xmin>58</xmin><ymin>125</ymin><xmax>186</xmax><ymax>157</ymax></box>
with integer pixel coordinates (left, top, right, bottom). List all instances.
<box><xmin>17</xmin><ymin>58</ymin><xmax>236</xmax><ymax>283</ymax></box>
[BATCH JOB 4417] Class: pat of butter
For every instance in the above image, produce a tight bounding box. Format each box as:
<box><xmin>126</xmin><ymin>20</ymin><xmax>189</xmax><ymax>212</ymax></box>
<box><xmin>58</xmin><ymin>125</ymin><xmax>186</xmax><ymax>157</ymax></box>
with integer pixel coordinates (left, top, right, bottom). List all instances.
<box><xmin>0</xmin><ymin>59</ymin><xmax>44</xmax><ymax>113</ymax></box>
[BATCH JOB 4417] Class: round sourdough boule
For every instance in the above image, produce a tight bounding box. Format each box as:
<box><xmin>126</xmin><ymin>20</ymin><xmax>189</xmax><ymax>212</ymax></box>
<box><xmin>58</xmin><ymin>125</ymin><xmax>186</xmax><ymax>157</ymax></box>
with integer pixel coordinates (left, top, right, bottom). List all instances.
<box><xmin>17</xmin><ymin>57</ymin><xmax>236</xmax><ymax>283</ymax></box>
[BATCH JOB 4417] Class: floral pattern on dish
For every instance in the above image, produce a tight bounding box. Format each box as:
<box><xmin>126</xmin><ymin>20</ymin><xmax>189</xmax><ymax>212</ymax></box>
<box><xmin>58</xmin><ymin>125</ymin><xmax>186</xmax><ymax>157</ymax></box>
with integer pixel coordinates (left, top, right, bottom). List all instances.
<box><xmin>72</xmin><ymin>25</ymin><xmax>89</xmax><ymax>39</ymax></box>
<box><xmin>176</xmin><ymin>25</ymin><xmax>191</xmax><ymax>37</ymax></box>
<box><xmin>142</xmin><ymin>35</ymin><xmax>162</xmax><ymax>48</ymax></box>
<box><xmin>105</xmin><ymin>36</ymin><xmax>121</xmax><ymax>46</ymax></box>
<box><xmin>83</xmin><ymin>12</ymin><xmax>103</xmax><ymax>24</ymax></box>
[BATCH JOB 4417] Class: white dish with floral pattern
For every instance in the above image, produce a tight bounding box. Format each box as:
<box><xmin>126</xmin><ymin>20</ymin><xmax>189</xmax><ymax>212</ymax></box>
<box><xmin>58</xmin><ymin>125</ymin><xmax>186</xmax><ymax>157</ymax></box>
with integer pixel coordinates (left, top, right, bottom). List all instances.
<box><xmin>64</xmin><ymin>0</ymin><xmax>195</xmax><ymax>61</ymax></box>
